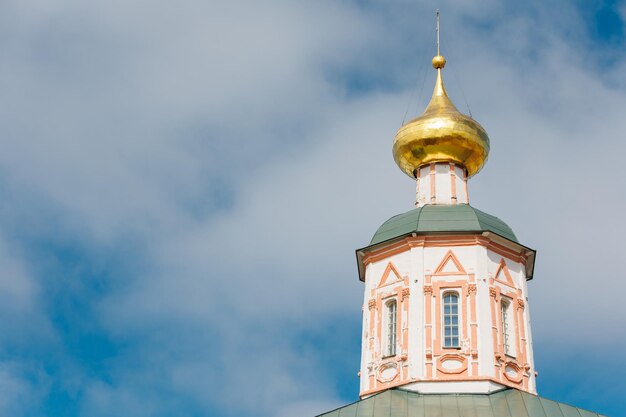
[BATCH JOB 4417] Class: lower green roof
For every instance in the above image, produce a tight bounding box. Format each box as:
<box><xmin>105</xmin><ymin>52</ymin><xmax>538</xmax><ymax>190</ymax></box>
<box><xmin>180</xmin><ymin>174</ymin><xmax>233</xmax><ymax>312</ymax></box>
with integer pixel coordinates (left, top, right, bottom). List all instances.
<box><xmin>370</xmin><ymin>204</ymin><xmax>518</xmax><ymax>246</ymax></box>
<box><xmin>317</xmin><ymin>388</ymin><xmax>607</xmax><ymax>417</ymax></box>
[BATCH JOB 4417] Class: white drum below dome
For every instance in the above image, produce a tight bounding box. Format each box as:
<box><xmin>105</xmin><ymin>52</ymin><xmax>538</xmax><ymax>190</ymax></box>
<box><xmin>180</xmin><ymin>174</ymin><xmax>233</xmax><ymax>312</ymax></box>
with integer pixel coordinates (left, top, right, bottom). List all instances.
<box><xmin>416</xmin><ymin>163</ymin><xmax>468</xmax><ymax>207</ymax></box>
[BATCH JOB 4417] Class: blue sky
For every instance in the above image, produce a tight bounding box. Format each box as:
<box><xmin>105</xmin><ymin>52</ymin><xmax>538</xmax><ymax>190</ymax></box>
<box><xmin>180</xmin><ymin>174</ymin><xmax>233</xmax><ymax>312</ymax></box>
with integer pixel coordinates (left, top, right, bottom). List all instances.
<box><xmin>0</xmin><ymin>1</ymin><xmax>625</xmax><ymax>416</ymax></box>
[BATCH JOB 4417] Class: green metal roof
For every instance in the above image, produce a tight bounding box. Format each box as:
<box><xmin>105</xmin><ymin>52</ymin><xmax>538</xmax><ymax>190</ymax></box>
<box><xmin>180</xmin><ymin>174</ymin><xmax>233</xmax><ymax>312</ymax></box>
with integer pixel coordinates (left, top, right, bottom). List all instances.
<box><xmin>317</xmin><ymin>388</ymin><xmax>607</xmax><ymax>417</ymax></box>
<box><xmin>370</xmin><ymin>204</ymin><xmax>517</xmax><ymax>246</ymax></box>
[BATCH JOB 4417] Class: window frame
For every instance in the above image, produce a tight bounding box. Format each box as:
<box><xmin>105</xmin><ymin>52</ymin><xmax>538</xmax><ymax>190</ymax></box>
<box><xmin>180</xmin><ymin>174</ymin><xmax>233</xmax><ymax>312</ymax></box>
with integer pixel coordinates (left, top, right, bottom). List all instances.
<box><xmin>442</xmin><ymin>291</ymin><xmax>461</xmax><ymax>349</ymax></box>
<box><xmin>500</xmin><ymin>297</ymin><xmax>516</xmax><ymax>358</ymax></box>
<box><xmin>383</xmin><ymin>298</ymin><xmax>398</xmax><ymax>358</ymax></box>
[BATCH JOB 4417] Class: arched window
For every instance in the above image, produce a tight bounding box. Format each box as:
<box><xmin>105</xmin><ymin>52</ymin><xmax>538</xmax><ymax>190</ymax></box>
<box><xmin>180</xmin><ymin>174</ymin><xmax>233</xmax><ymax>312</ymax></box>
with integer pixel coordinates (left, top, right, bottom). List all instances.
<box><xmin>385</xmin><ymin>300</ymin><xmax>397</xmax><ymax>357</ymax></box>
<box><xmin>501</xmin><ymin>298</ymin><xmax>515</xmax><ymax>357</ymax></box>
<box><xmin>443</xmin><ymin>292</ymin><xmax>459</xmax><ymax>348</ymax></box>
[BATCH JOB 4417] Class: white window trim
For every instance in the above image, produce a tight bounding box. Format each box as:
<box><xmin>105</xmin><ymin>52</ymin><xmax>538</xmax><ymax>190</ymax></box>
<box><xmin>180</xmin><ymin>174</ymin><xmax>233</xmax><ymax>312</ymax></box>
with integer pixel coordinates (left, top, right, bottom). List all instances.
<box><xmin>383</xmin><ymin>298</ymin><xmax>398</xmax><ymax>357</ymax></box>
<box><xmin>501</xmin><ymin>297</ymin><xmax>516</xmax><ymax>358</ymax></box>
<box><xmin>442</xmin><ymin>290</ymin><xmax>461</xmax><ymax>349</ymax></box>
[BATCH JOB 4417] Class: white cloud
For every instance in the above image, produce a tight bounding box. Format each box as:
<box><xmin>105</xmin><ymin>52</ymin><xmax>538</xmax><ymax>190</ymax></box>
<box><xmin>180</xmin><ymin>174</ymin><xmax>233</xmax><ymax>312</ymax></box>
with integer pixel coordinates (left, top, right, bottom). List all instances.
<box><xmin>0</xmin><ymin>0</ymin><xmax>624</xmax><ymax>416</ymax></box>
<box><xmin>275</xmin><ymin>400</ymin><xmax>344</xmax><ymax>417</ymax></box>
<box><xmin>0</xmin><ymin>237</ymin><xmax>53</xmax><ymax>413</ymax></box>
<box><xmin>0</xmin><ymin>362</ymin><xmax>43</xmax><ymax>415</ymax></box>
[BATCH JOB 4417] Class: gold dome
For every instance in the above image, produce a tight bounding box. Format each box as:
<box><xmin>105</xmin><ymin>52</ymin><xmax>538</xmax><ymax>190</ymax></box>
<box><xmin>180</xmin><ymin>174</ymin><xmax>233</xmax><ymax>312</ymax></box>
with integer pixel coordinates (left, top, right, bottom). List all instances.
<box><xmin>393</xmin><ymin>56</ymin><xmax>489</xmax><ymax>178</ymax></box>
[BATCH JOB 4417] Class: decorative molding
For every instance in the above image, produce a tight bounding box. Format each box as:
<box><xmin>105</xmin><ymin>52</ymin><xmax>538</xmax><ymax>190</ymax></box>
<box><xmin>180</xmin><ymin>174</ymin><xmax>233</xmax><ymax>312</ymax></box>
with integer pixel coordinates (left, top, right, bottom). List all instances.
<box><xmin>517</xmin><ymin>299</ymin><xmax>525</xmax><ymax>310</ymax></box>
<box><xmin>423</xmin><ymin>285</ymin><xmax>433</xmax><ymax>295</ymax></box>
<box><xmin>494</xmin><ymin>258</ymin><xmax>516</xmax><ymax>287</ymax></box>
<box><xmin>450</xmin><ymin>162</ymin><xmax>458</xmax><ymax>202</ymax></box>
<box><xmin>401</xmin><ymin>288</ymin><xmax>410</xmax><ymax>300</ymax></box>
<box><xmin>377</xmin><ymin>262</ymin><xmax>404</xmax><ymax>288</ymax></box>
<box><xmin>503</xmin><ymin>361</ymin><xmax>523</xmax><ymax>384</ymax></box>
<box><xmin>362</xmin><ymin>234</ymin><xmax>529</xmax><ymax>268</ymax></box>
<box><xmin>468</xmin><ymin>284</ymin><xmax>477</xmax><ymax>295</ymax></box>
<box><xmin>376</xmin><ymin>361</ymin><xmax>399</xmax><ymax>383</ymax></box>
<box><xmin>436</xmin><ymin>353</ymin><xmax>468</xmax><ymax>375</ymax></box>
<box><xmin>434</xmin><ymin>250</ymin><xmax>467</xmax><ymax>275</ymax></box>
<box><xmin>461</xmin><ymin>338</ymin><xmax>471</xmax><ymax>351</ymax></box>
<box><xmin>368</xmin><ymin>299</ymin><xmax>376</xmax><ymax>310</ymax></box>
<box><xmin>489</xmin><ymin>287</ymin><xmax>497</xmax><ymax>298</ymax></box>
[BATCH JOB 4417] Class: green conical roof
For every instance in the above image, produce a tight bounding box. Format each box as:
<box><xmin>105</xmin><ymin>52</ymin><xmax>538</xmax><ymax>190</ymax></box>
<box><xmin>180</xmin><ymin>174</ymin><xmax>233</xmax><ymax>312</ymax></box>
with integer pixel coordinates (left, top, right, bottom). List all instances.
<box><xmin>317</xmin><ymin>388</ymin><xmax>607</xmax><ymax>417</ymax></box>
<box><xmin>370</xmin><ymin>204</ymin><xmax>517</xmax><ymax>246</ymax></box>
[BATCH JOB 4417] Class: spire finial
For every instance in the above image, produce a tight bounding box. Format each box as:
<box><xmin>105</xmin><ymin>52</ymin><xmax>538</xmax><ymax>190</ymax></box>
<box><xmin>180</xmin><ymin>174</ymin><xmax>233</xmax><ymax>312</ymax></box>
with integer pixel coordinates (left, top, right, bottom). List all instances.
<box><xmin>393</xmin><ymin>9</ymin><xmax>490</xmax><ymax>179</ymax></box>
<box><xmin>436</xmin><ymin>9</ymin><xmax>440</xmax><ymax>55</ymax></box>
<box><xmin>432</xmin><ymin>10</ymin><xmax>446</xmax><ymax>69</ymax></box>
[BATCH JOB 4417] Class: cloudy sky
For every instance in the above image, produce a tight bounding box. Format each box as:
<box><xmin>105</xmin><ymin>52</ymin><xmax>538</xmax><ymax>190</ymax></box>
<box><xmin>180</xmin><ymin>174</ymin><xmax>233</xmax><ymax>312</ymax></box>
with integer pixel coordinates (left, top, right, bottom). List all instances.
<box><xmin>0</xmin><ymin>0</ymin><xmax>624</xmax><ymax>416</ymax></box>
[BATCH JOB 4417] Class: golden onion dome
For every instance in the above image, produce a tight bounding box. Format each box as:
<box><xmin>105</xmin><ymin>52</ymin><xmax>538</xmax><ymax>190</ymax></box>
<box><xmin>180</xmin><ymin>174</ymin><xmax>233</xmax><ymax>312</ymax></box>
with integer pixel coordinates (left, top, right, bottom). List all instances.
<box><xmin>393</xmin><ymin>55</ymin><xmax>489</xmax><ymax>178</ymax></box>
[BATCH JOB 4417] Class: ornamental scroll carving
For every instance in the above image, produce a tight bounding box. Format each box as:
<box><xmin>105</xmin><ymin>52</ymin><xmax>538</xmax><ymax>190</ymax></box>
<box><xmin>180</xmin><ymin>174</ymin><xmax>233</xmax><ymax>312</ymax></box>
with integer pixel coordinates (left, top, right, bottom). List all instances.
<box><xmin>468</xmin><ymin>284</ymin><xmax>477</xmax><ymax>295</ymax></box>
<box><xmin>489</xmin><ymin>287</ymin><xmax>497</xmax><ymax>298</ymax></box>
<box><xmin>376</xmin><ymin>362</ymin><xmax>399</xmax><ymax>383</ymax></box>
<box><xmin>401</xmin><ymin>288</ymin><xmax>410</xmax><ymax>300</ymax></box>
<box><xmin>437</xmin><ymin>353</ymin><xmax>468</xmax><ymax>375</ymax></box>
<box><xmin>504</xmin><ymin>361</ymin><xmax>523</xmax><ymax>384</ymax></box>
<box><xmin>368</xmin><ymin>299</ymin><xmax>376</xmax><ymax>310</ymax></box>
<box><xmin>423</xmin><ymin>285</ymin><xmax>433</xmax><ymax>295</ymax></box>
<box><xmin>517</xmin><ymin>299</ymin><xmax>525</xmax><ymax>310</ymax></box>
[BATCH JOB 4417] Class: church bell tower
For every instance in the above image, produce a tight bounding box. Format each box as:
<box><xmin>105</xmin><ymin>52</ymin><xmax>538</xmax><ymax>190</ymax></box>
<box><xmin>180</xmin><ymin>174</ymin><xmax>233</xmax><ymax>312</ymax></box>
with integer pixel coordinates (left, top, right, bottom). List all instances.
<box><xmin>318</xmin><ymin>13</ymin><xmax>608</xmax><ymax>417</ymax></box>
<box><xmin>355</xmin><ymin>15</ymin><xmax>537</xmax><ymax>398</ymax></box>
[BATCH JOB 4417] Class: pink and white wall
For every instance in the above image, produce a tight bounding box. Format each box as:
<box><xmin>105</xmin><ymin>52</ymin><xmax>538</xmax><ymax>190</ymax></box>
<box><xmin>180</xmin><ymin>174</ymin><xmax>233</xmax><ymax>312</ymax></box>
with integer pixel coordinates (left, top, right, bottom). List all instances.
<box><xmin>358</xmin><ymin>233</ymin><xmax>536</xmax><ymax>397</ymax></box>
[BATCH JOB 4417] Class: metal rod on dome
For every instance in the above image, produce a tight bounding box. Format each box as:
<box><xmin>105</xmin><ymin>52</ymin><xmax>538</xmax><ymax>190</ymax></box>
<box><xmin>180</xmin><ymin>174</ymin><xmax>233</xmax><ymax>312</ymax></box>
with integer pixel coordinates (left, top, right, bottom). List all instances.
<box><xmin>436</xmin><ymin>9</ymin><xmax>440</xmax><ymax>55</ymax></box>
